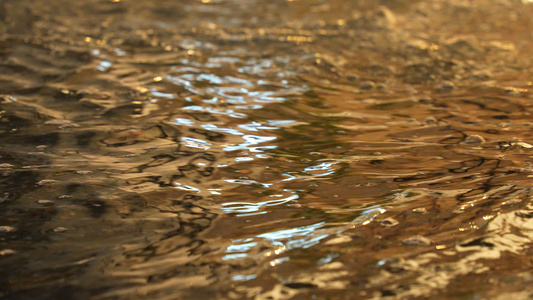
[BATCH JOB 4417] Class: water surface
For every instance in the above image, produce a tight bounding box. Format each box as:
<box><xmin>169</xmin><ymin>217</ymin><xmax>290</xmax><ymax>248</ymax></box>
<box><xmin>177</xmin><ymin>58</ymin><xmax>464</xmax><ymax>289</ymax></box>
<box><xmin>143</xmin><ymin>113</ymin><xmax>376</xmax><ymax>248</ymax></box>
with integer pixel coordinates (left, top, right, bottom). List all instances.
<box><xmin>1</xmin><ymin>0</ymin><xmax>533</xmax><ymax>299</ymax></box>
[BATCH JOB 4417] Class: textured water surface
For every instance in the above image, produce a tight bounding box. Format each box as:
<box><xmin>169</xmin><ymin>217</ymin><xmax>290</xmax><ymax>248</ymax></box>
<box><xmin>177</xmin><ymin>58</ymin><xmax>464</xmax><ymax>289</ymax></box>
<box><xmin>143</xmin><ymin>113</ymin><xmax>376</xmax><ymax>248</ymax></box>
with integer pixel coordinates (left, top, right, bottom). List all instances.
<box><xmin>1</xmin><ymin>0</ymin><xmax>533</xmax><ymax>299</ymax></box>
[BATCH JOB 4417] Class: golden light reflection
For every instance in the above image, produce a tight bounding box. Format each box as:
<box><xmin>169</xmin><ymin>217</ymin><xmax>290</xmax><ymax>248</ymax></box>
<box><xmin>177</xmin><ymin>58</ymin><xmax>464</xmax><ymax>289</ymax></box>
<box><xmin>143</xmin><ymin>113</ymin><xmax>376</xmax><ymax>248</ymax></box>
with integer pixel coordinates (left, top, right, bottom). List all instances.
<box><xmin>284</xmin><ymin>36</ymin><xmax>313</xmax><ymax>43</ymax></box>
<box><xmin>274</xmin><ymin>246</ymin><xmax>286</xmax><ymax>255</ymax></box>
<box><xmin>264</xmin><ymin>246</ymin><xmax>286</xmax><ymax>257</ymax></box>
<box><xmin>269</xmin><ymin>257</ymin><xmax>288</xmax><ymax>267</ymax></box>
<box><xmin>483</xmin><ymin>215</ymin><xmax>495</xmax><ymax>221</ymax></box>
<box><xmin>460</xmin><ymin>203</ymin><xmax>475</xmax><ymax>210</ymax></box>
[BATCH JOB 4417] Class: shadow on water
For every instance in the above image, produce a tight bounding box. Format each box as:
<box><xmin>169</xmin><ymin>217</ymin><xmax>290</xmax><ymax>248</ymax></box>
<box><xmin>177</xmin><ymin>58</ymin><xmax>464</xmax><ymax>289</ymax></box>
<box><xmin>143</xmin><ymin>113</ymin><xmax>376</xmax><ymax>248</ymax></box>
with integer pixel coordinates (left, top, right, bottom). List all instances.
<box><xmin>1</xmin><ymin>0</ymin><xmax>533</xmax><ymax>299</ymax></box>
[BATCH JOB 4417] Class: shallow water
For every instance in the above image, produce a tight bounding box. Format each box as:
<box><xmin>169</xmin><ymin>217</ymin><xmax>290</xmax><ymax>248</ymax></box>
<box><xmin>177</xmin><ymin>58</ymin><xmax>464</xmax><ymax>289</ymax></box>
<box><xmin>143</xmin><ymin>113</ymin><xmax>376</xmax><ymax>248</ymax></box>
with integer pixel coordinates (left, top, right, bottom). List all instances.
<box><xmin>1</xmin><ymin>0</ymin><xmax>533</xmax><ymax>299</ymax></box>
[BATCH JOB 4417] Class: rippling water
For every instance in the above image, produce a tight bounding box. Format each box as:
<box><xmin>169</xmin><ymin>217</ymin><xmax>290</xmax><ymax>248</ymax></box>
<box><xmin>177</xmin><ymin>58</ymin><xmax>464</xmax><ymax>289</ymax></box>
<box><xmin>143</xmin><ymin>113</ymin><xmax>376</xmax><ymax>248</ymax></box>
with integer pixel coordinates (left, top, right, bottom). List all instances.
<box><xmin>1</xmin><ymin>0</ymin><xmax>533</xmax><ymax>299</ymax></box>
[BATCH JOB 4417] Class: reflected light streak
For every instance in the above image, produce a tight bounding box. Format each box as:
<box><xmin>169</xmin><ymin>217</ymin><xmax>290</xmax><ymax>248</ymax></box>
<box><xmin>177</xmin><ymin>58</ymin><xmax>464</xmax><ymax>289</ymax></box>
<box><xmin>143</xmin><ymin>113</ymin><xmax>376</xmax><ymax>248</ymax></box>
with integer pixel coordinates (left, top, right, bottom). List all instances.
<box><xmin>223</xmin><ymin>135</ymin><xmax>277</xmax><ymax>152</ymax></box>
<box><xmin>173</xmin><ymin>183</ymin><xmax>202</xmax><ymax>193</ymax></box>
<box><xmin>221</xmin><ymin>193</ymin><xmax>299</xmax><ymax>214</ymax></box>
<box><xmin>181</xmin><ymin>137</ymin><xmax>212</xmax><ymax>150</ymax></box>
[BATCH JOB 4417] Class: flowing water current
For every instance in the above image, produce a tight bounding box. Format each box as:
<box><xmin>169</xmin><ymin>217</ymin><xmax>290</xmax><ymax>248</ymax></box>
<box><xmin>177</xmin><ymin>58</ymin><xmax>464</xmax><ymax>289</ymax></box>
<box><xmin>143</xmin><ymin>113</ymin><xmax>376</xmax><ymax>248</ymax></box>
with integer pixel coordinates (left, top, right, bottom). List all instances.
<box><xmin>1</xmin><ymin>0</ymin><xmax>533</xmax><ymax>299</ymax></box>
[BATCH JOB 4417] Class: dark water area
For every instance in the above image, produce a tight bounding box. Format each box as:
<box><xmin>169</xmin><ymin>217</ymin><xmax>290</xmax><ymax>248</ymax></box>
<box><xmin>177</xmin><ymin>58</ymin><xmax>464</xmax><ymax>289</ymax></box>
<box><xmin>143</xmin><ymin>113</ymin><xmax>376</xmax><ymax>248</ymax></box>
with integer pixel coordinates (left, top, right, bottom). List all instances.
<box><xmin>1</xmin><ymin>0</ymin><xmax>533</xmax><ymax>299</ymax></box>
